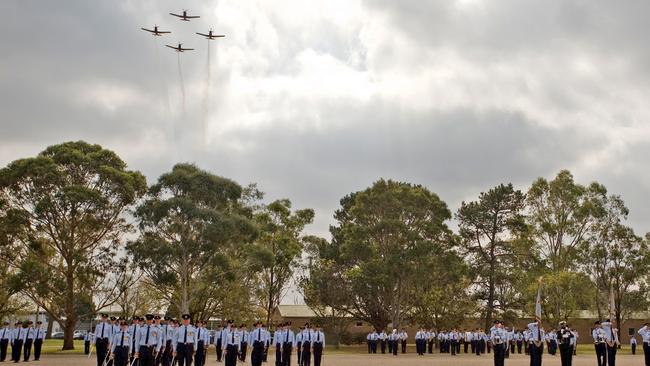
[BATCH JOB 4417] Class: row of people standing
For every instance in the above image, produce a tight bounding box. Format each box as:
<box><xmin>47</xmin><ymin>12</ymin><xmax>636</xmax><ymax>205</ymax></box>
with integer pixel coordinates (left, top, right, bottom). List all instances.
<box><xmin>0</xmin><ymin>320</ymin><xmax>46</xmax><ymax>363</ymax></box>
<box><xmin>90</xmin><ymin>314</ymin><xmax>326</xmax><ymax>366</ymax></box>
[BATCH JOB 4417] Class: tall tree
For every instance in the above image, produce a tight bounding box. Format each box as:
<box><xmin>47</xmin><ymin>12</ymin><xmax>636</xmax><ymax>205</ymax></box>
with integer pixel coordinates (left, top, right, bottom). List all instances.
<box><xmin>526</xmin><ymin>170</ymin><xmax>606</xmax><ymax>271</ymax></box>
<box><xmin>526</xmin><ymin>170</ymin><xmax>606</xmax><ymax>321</ymax></box>
<box><xmin>300</xmin><ymin>237</ymin><xmax>354</xmax><ymax>348</ymax></box>
<box><xmin>249</xmin><ymin>199</ymin><xmax>314</xmax><ymax>325</ymax></box>
<box><xmin>582</xmin><ymin>194</ymin><xmax>649</xmax><ymax>326</ymax></box>
<box><xmin>313</xmin><ymin>179</ymin><xmax>451</xmax><ymax>331</ymax></box>
<box><xmin>0</xmin><ymin>141</ymin><xmax>147</xmax><ymax>349</ymax></box>
<box><xmin>407</xmin><ymin>249</ymin><xmax>475</xmax><ymax>330</ymax></box>
<box><xmin>456</xmin><ymin>183</ymin><xmax>528</xmax><ymax>329</ymax></box>
<box><xmin>128</xmin><ymin>163</ymin><xmax>257</xmax><ymax>317</ymax></box>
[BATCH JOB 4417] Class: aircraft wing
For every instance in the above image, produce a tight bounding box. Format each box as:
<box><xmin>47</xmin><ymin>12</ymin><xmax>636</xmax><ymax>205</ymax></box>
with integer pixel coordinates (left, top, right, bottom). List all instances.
<box><xmin>158</xmin><ymin>31</ymin><xmax>171</xmax><ymax>34</ymax></box>
<box><xmin>165</xmin><ymin>45</ymin><xmax>178</xmax><ymax>50</ymax></box>
<box><xmin>141</xmin><ymin>28</ymin><xmax>154</xmax><ymax>33</ymax></box>
<box><xmin>196</xmin><ymin>32</ymin><xmax>209</xmax><ymax>37</ymax></box>
<box><xmin>186</xmin><ymin>15</ymin><xmax>200</xmax><ymax>18</ymax></box>
<box><xmin>169</xmin><ymin>13</ymin><xmax>182</xmax><ymax>17</ymax></box>
<box><xmin>180</xmin><ymin>47</ymin><xmax>194</xmax><ymax>51</ymax></box>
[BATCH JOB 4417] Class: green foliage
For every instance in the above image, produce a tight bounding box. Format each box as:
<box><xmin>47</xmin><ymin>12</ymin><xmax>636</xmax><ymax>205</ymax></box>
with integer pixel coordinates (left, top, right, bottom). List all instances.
<box><xmin>128</xmin><ymin>163</ymin><xmax>257</xmax><ymax>318</ymax></box>
<box><xmin>249</xmin><ymin>199</ymin><xmax>314</xmax><ymax>324</ymax></box>
<box><xmin>456</xmin><ymin>183</ymin><xmax>528</xmax><ymax>329</ymax></box>
<box><xmin>0</xmin><ymin>141</ymin><xmax>146</xmax><ymax>349</ymax></box>
<box><xmin>306</xmin><ymin>179</ymin><xmax>452</xmax><ymax>331</ymax></box>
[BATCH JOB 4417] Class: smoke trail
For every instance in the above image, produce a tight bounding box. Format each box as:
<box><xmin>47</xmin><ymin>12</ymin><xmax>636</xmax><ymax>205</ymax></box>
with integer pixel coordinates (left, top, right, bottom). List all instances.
<box><xmin>154</xmin><ymin>36</ymin><xmax>171</xmax><ymax>114</ymax></box>
<box><xmin>177</xmin><ymin>52</ymin><xmax>186</xmax><ymax>115</ymax></box>
<box><xmin>201</xmin><ymin>39</ymin><xmax>212</xmax><ymax>146</ymax></box>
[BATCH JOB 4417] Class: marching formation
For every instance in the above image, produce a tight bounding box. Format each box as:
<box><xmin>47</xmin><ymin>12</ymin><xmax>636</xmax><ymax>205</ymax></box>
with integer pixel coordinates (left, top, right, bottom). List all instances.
<box><xmin>363</xmin><ymin>317</ymin><xmax>633</xmax><ymax>366</ymax></box>
<box><xmin>88</xmin><ymin>314</ymin><xmax>325</xmax><ymax>366</ymax></box>
<box><xmin>0</xmin><ymin>321</ymin><xmax>46</xmax><ymax>363</ymax></box>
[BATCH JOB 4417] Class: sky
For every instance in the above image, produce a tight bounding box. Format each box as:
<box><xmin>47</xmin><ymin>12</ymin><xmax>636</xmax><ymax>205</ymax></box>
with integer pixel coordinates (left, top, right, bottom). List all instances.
<box><xmin>2</xmin><ymin>0</ymin><xmax>650</xmax><ymax>266</ymax></box>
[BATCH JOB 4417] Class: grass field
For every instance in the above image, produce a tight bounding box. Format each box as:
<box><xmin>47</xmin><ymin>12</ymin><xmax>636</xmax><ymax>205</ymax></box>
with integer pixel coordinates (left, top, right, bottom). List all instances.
<box><xmin>29</xmin><ymin>352</ymin><xmax>646</xmax><ymax>366</ymax></box>
<box><xmin>37</xmin><ymin>339</ymin><xmax>637</xmax><ymax>355</ymax></box>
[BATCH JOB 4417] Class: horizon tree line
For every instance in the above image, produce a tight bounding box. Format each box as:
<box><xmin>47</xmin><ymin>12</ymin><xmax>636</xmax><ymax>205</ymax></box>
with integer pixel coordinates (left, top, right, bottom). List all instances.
<box><xmin>1</xmin><ymin>141</ymin><xmax>648</xmax><ymax>350</ymax></box>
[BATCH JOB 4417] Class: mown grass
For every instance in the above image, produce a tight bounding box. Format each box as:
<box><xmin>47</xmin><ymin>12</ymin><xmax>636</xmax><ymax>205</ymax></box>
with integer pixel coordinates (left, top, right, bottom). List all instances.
<box><xmin>37</xmin><ymin>339</ymin><xmax>636</xmax><ymax>356</ymax></box>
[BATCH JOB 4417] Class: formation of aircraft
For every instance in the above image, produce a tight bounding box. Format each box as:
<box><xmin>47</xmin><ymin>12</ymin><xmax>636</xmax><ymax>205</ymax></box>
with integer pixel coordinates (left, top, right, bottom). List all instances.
<box><xmin>142</xmin><ymin>10</ymin><xmax>224</xmax><ymax>52</ymax></box>
<box><xmin>170</xmin><ymin>10</ymin><xmax>200</xmax><ymax>21</ymax></box>
<box><xmin>165</xmin><ymin>43</ymin><xmax>194</xmax><ymax>52</ymax></box>
<box><xmin>141</xmin><ymin>25</ymin><xmax>171</xmax><ymax>36</ymax></box>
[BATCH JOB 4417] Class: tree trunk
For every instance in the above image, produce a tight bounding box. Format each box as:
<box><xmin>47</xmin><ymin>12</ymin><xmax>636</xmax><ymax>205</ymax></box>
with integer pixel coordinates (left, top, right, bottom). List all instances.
<box><xmin>62</xmin><ymin>315</ymin><xmax>77</xmax><ymax>350</ymax></box>
<box><xmin>266</xmin><ymin>265</ymin><xmax>275</xmax><ymax>326</ymax></box>
<box><xmin>486</xmin><ymin>269</ymin><xmax>495</xmax><ymax>330</ymax></box>
<box><xmin>46</xmin><ymin>314</ymin><xmax>54</xmax><ymax>338</ymax></box>
<box><xmin>63</xmin><ymin>264</ymin><xmax>76</xmax><ymax>350</ymax></box>
<box><xmin>395</xmin><ymin>277</ymin><xmax>402</xmax><ymax>329</ymax></box>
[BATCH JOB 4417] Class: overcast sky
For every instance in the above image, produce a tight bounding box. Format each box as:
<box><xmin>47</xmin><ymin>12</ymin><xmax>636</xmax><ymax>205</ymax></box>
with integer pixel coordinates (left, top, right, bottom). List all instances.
<box><xmin>2</xmin><ymin>0</ymin><xmax>650</xmax><ymax>249</ymax></box>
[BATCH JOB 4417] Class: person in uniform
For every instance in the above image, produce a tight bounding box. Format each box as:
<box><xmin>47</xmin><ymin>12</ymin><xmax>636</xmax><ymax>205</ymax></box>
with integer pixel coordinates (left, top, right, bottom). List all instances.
<box><xmin>95</xmin><ymin>315</ymin><xmax>113</xmax><ymax>366</ymax></box>
<box><xmin>528</xmin><ymin>318</ymin><xmax>545</xmax><ymax>366</ymax></box>
<box><xmin>637</xmin><ymin>322</ymin><xmax>650</xmax><ymax>365</ymax></box>
<box><xmin>515</xmin><ymin>331</ymin><xmax>523</xmax><ymax>354</ymax></box>
<box><xmin>173</xmin><ymin>314</ymin><xmax>196</xmax><ymax>366</ymax></box>
<box><xmin>389</xmin><ymin>329</ymin><xmax>398</xmax><ymax>356</ymax></box>
<box><xmin>11</xmin><ymin>321</ymin><xmax>26</xmax><ymax>363</ymax></box>
<box><xmin>84</xmin><ymin>330</ymin><xmax>93</xmax><ymax>355</ymax></box>
<box><xmin>262</xmin><ymin>323</ymin><xmax>271</xmax><ymax>363</ymax></box>
<box><xmin>368</xmin><ymin>329</ymin><xmax>378</xmax><ymax>354</ymax></box>
<box><xmin>297</xmin><ymin>326</ymin><xmax>304</xmax><ymax>362</ymax></box>
<box><xmin>249</xmin><ymin>322</ymin><xmax>265</xmax><ymax>366</ymax></box>
<box><xmin>273</xmin><ymin>323</ymin><xmax>283</xmax><ymax>366</ymax></box>
<box><xmin>557</xmin><ymin>321</ymin><xmax>574</xmax><ymax>366</ymax></box>
<box><xmin>128</xmin><ymin>316</ymin><xmax>141</xmax><ymax>363</ymax></box>
<box><xmin>427</xmin><ymin>329</ymin><xmax>435</xmax><ymax>354</ymax></box>
<box><xmin>194</xmin><ymin>320</ymin><xmax>209</xmax><ymax>366</ymax></box>
<box><xmin>399</xmin><ymin>329</ymin><xmax>407</xmax><ymax>354</ymax></box>
<box><xmin>222</xmin><ymin>321</ymin><xmax>240</xmax><ymax>366</ymax></box>
<box><xmin>162</xmin><ymin>318</ymin><xmax>177</xmax><ymax>366</ymax></box>
<box><xmin>213</xmin><ymin>323</ymin><xmax>223</xmax><ymax>363</ymax></box>
<box><xmin>301</xmin><ymin>323</ymin><xmax>313</xmax><ymax>366</ymax></box>
<box><xmin>450</xmin><ymin>328</ymin><xmax>459</xmax><ymax>356</ymax></box>
<box><xmin>1</xmin><ymin>322</ymin><xmax>12</xmax><ymax>362</ymax></box>
<box><xmin>415</xmin><ymin>327</ymin><xmax>426</xmax><ymax>356</ymax></box>
<box><xmin>32</xmin><ymin>321</ymin><xmax>45</xmax><ymax>361</ymax></box>
<box><xmin>240</xmin><ymin>324</ymin><xmax>249</xmax><ymax>363</ymax></box>
<box><xmin>490</xmin><ymin>320</ymin><xmax>507</xmax><ymax>366</ymax></box>
<box><xmin>592</xmin><ymin>321</ymin><xmax>607</xmax><ymax>366</ymax></box>
<box><xmin>602</xmin><ymin>319</ymin><xmax>619</xmax><ymax>366</ymax></box>
<box><xmin>109</xmin><ymin>321</ymin><xmax>132</xmax><ymax>366</ymax></box>
<box><xmin>379</xmin><ymin>329</ymin><xmax>387</xmax><ymax>354</ymax></box>
<box><xmin>135</xmin><ymin>314</ymin><xmax>163</xmax><ymax>366</ymax></box>
<box><xmin>282</xmin><ymin>322</ymin><xmax>294</xmax><ymax>366</ymax></box>
<box><xmin>312</xmin><ymin>324</ymin><xmax>324</xmax><ymax>366</ymax></box>
<box><xmin>21</xmin><ymin>320</ymin><xmax>34</xmax><ymax>362</ymax></box>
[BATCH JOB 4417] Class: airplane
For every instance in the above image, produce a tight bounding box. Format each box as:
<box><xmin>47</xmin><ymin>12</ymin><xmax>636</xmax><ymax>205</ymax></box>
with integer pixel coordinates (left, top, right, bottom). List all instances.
<box><xmin>196</xmin><ymin>29</ymin><xmax>225</xmax><ymax>40</ymax></box>
<box><xmin>170</xmin><ymin>10</ymin><xmax>200</xmax><ymax>21</ymax></box>
<box><xmin>141</xmin><ymin>25</ymin><xmax>171</xmax><ymax>36</ymax></box>
<box><xmin>166</xmin><ymin>43</ymin><xmax>194</xmax><ymax>52</ymax></box>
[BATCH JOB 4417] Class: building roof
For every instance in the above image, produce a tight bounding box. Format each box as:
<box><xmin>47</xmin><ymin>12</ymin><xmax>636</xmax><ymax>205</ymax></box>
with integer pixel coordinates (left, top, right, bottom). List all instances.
<box><xmin>276</xmin><ymin>305</ymin><xmax>354</xmax><ymax>318</ymax></box>
<box><xmin>277</xmin><ymin>305</ymin><xmax>318</xmax><ymax>318</ymax></box>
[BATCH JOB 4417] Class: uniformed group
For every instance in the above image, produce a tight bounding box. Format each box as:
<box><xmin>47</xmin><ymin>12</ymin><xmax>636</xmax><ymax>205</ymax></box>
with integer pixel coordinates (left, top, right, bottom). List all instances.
<box><xmin>88</xmin><ymin>314</ymin><xmax>325</xmax><ymax>366</ymax></box>
<box><xmin>0</xmin><ymin>320</ymin><xmax>46</xmax><ymax>363</ymax></box>
<box><xmin>363</xmin><ymin>318</ymin><xmax>625</xmax><ymax>366</ymax></box>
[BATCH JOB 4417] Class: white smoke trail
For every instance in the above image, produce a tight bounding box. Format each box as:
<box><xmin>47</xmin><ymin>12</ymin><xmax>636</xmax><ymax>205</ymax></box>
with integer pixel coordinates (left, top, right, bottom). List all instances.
<box><xmin>201</xmin><ymin>39</ymin><xmax>213</xmax><ymax>146</ymax></box>
<box><xmin>154</xmin><ymin>36</ymin><xmax>171</xmax><ymax>114</ymax></box>
<box><xmin>177</xmin><ymin>52</ymin><xmax>186</xmax><ymax>116</ymax></box>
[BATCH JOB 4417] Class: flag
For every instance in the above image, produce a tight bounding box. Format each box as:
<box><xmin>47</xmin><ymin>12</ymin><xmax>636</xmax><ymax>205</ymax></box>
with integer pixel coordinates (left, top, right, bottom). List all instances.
<box><xmin>609</xmin><ymin>286</ymin><xmax>616</xmax><ymax>319</ymax></box>
<box><xmin>535</xmin><ymin>279</ymin><xmax>542</xmax><ymax>319</ymax></box>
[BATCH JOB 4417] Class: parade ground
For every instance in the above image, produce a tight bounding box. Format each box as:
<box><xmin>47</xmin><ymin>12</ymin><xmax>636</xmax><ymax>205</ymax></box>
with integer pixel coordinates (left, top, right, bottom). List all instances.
<box><xmin>35</xmin><ymin>353</ymin><xmax>642</xmax><ymax>366</ymax></box>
